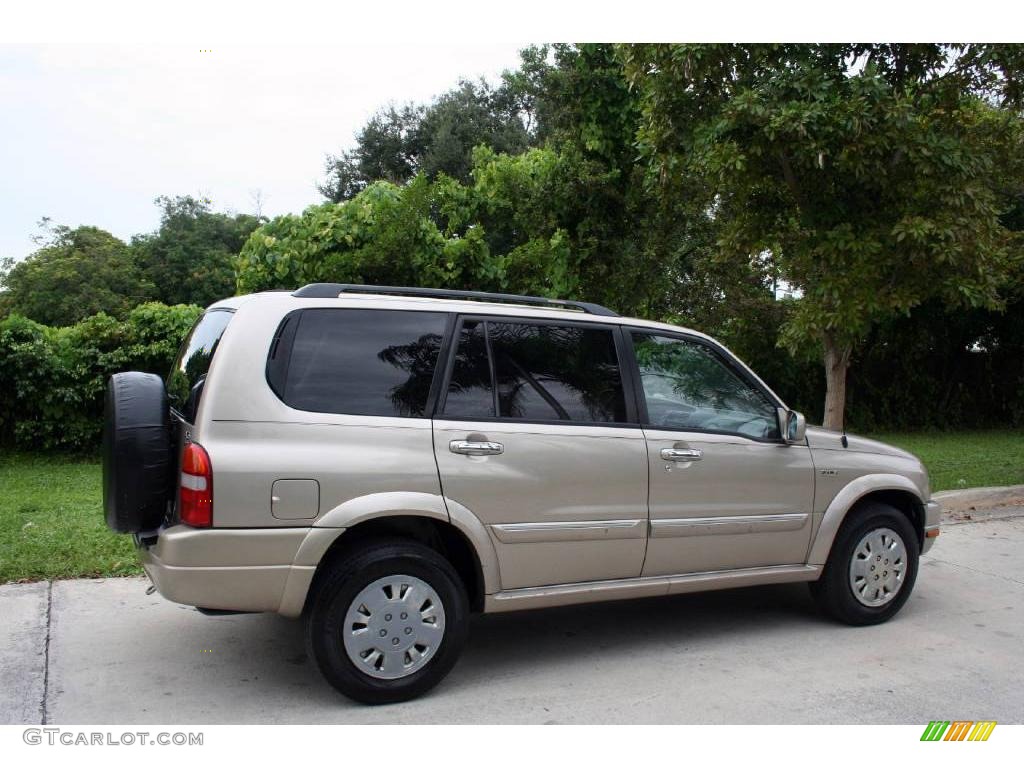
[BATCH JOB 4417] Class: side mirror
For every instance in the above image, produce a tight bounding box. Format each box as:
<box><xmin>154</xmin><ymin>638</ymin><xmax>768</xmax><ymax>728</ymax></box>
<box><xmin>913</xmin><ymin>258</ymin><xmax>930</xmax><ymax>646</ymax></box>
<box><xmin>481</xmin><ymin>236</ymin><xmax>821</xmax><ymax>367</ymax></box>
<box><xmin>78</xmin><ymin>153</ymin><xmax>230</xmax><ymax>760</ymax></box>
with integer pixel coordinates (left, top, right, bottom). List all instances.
<box><xmin>777</xmin><ymin>408</ymin><xmax>806</xmax><ymax>444</ymax></box>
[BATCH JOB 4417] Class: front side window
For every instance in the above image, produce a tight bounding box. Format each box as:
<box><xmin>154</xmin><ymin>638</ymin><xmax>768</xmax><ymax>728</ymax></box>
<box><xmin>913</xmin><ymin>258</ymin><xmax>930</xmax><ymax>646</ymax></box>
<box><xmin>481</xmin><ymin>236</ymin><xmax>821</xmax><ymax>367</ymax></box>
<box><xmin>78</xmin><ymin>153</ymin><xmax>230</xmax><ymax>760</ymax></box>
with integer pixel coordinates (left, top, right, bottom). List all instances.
<box><xmin>443</xmin><ymin>319</ymin><xmax>628</xmax><ymax>424</ymax></box>
<box><xmin>631</xmin><ymin>332</ymin><xmax>779</xmax><ymax>439</ymax></box>
<box><xmin>273</xmin><ymin>309</ymin><xmax>447</xmax><ymax>417</ymax></box>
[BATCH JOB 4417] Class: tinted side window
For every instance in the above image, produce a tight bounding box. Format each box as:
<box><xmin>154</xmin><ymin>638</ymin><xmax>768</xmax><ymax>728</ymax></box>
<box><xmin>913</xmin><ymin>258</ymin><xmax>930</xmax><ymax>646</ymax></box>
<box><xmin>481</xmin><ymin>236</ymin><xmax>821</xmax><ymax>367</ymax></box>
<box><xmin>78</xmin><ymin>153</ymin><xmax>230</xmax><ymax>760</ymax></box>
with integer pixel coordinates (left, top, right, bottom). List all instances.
<box><xmin>631</xmin><ymin>332</ymin><xmax>779</xmax><ymax>439</ymax></box>
<box><xmin>167</xmin><ymin>309</ymin><xmax>233</xmax><ymax>421</ymax></box>
<box><xmin>443</xmin><ymin>319</ymin><xmax>627</xmax><ymax>424</ymax></box>
<box><xmin>278</xmin><ymin>309</ymin><xmax>447</xmax><ymax>417</ymax></box>
<box><xmin>442</xmin><ymin>321</ymin><xmax>495</xmax><ymax>418</ymax></box>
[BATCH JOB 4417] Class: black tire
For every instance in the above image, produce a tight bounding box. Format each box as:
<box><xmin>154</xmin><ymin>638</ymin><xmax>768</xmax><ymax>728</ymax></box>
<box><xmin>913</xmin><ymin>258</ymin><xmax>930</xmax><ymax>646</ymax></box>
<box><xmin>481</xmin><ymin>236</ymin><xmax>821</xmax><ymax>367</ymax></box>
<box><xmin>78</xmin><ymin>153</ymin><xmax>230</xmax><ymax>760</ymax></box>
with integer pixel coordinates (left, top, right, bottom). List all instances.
<box><xmin>809</xmin><ymin>502</ymin><xmax>919</xmax><ymax>626</ymax></box>
<box><xmin>102</xmin><ymin>372</ymin><xmax>173</xmax><ymax>533</ymax></box>
<box><xmin>306</xmin><ymin>538</ymin><xmax>469</xmax><ymax>705</ymax></box>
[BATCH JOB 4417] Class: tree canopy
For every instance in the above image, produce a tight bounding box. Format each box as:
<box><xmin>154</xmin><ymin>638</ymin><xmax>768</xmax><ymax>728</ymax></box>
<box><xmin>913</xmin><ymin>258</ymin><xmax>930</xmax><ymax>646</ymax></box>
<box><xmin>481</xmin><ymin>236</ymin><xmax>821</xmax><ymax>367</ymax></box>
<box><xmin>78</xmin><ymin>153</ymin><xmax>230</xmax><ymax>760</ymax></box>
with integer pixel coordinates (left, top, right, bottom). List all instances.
<box><xmin>239</xmin><ymin>43</ymin><xmax>1024</xmax><ymax>430</ymax></box>
<box><xmin>0</xmin><ymin>224</ymin><xmax>151</xmax><ymax>326</ymax></box>
<box><xmin>0</xmin><ymin>197</ymin><xmax>263</xmax><ymax>326</ymax></box>
<box><xmin>620</xmin><ymin>43</ymin><xmax>1024</xmax><ymax>428</ymax></box>
<box><xmin>319</xmin><ymin>79</ymin><xmax>532</xmax><ymax>202</ymax></box>
<box><xmin>132</xmin><ymin>195</ymin><xmax>262</xmax><ymax>308</ymax></box>
<box><xmin>3</xmin><ymin>43</ymin><xmax>1022</xmax><ymax>437</ymax></box>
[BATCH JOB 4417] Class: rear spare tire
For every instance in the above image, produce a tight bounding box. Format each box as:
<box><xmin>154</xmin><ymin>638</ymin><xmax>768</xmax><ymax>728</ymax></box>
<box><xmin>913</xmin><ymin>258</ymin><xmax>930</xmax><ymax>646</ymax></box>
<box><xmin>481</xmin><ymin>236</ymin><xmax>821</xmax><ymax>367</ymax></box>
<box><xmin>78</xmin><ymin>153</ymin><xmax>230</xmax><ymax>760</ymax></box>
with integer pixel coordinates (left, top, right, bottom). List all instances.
<box><xmin>102</xmin><ymin>372</ymin><xmax>173</xmax><ymax>533</ymax></box>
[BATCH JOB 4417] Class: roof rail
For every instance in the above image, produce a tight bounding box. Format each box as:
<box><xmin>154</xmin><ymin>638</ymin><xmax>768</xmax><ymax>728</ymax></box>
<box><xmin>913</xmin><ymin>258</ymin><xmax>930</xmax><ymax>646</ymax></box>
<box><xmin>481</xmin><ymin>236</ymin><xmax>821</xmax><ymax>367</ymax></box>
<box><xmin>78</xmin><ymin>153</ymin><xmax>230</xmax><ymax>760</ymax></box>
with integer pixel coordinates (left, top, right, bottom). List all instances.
<box><xmin>291</xmin><ymin>283</ymin><xmax>619</xmax><ymax>317</ymax></box>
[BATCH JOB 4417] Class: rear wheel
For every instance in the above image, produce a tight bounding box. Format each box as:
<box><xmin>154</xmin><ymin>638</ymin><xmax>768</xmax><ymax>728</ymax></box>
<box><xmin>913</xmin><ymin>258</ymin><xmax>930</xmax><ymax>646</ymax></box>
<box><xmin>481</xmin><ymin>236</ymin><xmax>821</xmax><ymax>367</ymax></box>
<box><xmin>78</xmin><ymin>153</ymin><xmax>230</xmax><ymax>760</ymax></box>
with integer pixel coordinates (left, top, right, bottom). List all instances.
<box><xmin>809</xmin><ymin>502</ymin><xmax>919</xmax><ymax>625</ymax></box>
<box><xmin>306</xmin><ymin>539</ymin><xmax>469</xmax><ymax>704</ymax></box>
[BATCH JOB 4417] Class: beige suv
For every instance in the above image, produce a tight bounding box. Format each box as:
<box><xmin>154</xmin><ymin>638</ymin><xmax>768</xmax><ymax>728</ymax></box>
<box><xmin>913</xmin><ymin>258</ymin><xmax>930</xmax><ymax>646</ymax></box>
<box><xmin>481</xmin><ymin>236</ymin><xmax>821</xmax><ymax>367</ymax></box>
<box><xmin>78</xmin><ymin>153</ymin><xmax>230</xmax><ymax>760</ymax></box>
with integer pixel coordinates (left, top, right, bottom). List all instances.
<box><xmin>103</xmin><ymin>284</ymin><xmax>940</xmax><ymax>703</ymax></box>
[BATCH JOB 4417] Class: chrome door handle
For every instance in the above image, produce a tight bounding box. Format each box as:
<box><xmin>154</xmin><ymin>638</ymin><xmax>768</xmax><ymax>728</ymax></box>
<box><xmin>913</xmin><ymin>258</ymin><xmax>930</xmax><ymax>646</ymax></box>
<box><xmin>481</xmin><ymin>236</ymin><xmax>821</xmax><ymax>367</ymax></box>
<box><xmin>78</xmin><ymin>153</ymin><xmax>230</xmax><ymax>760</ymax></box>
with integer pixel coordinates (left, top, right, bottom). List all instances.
<box><xmin>661</xmin><ymin>448</ymin><xmax>703</xmax><ymax>462</ymax></box>
<box><xmin>450</xmin><ymin>440</ymin><xmax>504</xmax><ymax>456</ymax></box>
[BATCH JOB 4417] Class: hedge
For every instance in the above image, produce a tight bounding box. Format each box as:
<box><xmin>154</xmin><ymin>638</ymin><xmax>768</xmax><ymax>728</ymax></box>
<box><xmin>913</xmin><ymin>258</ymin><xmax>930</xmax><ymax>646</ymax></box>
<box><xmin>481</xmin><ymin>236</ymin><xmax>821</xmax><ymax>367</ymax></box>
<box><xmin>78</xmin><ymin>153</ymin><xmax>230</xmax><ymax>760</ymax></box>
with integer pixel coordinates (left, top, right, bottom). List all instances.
<box><xmin>0</xmin><ymin>302</ymin><xmax>202</xmax><ymax>451</ymax></box>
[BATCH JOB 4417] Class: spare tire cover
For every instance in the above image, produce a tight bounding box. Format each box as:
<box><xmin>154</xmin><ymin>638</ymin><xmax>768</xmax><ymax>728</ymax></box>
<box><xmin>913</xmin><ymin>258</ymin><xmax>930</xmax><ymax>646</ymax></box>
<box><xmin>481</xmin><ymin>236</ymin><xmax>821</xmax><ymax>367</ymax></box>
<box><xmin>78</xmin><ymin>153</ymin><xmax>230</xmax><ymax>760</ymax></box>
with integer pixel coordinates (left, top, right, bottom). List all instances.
<box><xmin>102</xmin><ymin>372</ymin><xmax>173</xmax><ymax>533</ymax></box>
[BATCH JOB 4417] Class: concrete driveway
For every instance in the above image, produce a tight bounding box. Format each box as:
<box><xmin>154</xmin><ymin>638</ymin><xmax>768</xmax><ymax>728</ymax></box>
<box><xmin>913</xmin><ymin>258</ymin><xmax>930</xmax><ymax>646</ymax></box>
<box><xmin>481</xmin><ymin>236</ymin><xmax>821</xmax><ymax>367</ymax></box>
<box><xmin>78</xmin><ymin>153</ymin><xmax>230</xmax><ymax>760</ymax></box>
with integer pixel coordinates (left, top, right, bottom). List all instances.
<box><xmin>3</xmin><ymin>510</ymin><xmax>1023</xmax><ymax>724</ymax></box>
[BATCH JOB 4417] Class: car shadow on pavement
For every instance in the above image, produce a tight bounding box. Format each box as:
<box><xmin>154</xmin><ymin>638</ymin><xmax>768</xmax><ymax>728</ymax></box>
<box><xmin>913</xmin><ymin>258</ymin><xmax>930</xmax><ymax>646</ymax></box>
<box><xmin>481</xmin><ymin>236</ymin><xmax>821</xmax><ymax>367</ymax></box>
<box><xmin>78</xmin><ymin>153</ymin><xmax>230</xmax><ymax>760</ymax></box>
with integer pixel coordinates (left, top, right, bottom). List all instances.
<box><xmin>204</xmin><ymin>582</ymin><xmax>824</xmax><ymax>709</ymax></box>
<box><xmin>451</xmin><ymin>583</ymin><xmax>822</xmax><ymax>683</ymax></box>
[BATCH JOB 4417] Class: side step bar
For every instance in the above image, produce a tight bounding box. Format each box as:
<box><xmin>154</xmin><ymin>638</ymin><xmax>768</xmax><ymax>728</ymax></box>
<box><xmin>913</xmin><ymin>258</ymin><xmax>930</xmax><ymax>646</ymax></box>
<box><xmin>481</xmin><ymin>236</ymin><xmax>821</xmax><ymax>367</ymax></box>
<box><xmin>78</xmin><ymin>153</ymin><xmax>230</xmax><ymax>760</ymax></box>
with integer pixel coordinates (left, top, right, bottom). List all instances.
<box><xmin>484</xmin><ymin>564</ymin><xmax>821</xmax><ymax>613</ymax></box>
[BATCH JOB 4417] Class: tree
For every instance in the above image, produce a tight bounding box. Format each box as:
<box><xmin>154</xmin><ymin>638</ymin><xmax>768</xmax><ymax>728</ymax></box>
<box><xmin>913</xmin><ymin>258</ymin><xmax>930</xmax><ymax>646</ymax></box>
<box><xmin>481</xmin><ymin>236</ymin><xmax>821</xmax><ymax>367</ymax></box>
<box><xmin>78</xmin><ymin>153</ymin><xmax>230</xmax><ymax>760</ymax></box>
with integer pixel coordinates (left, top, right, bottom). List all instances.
<box><xmin>319</xmin><ymin>105</ymin><xmax>424</xmax><ymax>201</ymax></box>
<box><xmin>621</xmin><ymin>43</ymin><xmax>1023</xmax><ymax>429</ymax></box>
<box><xmin>319</xmin><ymin>79</ymin><xmax>531</xmax><ymax>202</ymax></box>
<box><xmin>418</xmin><ymin>79</ymin><xmax>532</xmax><ymax>181</ymax></box>
<box><xmin>132</xmin><ymin>195</ymin><xmax>262</xmax><ymax>307</ymax></box>
<box><xmin>237</xmin><ymin>177</ymin><xmax>498</xmax><ymax>294</ymax></box>
<box><xmin>287</xmin><ymin>46</ymin><xmax>722</xmax><ymax>320</ymax></box>
<box><xmin>0</xmin><ymin>223</ymin><xmax>151</xmax><ymax>326</ymax></box>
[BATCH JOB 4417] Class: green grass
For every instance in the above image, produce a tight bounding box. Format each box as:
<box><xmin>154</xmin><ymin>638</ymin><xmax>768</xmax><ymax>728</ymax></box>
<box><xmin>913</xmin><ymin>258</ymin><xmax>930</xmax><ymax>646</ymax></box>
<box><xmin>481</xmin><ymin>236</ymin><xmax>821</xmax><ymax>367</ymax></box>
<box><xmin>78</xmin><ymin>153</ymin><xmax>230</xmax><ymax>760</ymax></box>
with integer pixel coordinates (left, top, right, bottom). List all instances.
<box><xmin>2</xmin><ymin>429</ymin><xmax>1022</xmax><ymax>582</ymax></box>
<box><xmin>0</xmin><ymin>453</ymin><xmax>140</xmax><ymax>583</ymax></box>
<box><xmin>868</xmin><ymin>430</ymin><xmax>1024</xmax><ymax>492</ymax></box>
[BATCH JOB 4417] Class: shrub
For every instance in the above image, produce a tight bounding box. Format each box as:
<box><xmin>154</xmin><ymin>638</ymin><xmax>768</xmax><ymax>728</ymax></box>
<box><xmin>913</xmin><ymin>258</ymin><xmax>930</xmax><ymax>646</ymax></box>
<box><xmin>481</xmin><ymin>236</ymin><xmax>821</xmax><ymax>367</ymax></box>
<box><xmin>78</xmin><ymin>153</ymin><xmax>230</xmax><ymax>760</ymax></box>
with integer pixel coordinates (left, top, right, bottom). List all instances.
<box><xmin>0</xmin><ymin>303</ymin><xmax>202</xmax><ymax>451</ymax></box>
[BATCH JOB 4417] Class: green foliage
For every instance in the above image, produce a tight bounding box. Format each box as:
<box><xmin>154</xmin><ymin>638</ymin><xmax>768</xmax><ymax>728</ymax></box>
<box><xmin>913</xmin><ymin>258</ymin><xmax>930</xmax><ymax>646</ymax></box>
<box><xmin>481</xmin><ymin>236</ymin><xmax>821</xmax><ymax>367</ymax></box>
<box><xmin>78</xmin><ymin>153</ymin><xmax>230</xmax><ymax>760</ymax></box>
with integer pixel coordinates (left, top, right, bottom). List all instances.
<box><xmin>132</xmin><ymin>195</ymin><xmax>262</xmax><ymax>307</ymax></box>
<box><xmin>621</xmin><ymin>43</ymin><xmax>1024</xmax><ymax>426</ymax></box>
<box><xmin>240</xmin><ymin>151</ymin><xmax>583</xmax><ymax>299</ymax></box>
<box><xmin>314</xmin><ymin>44</ymin><xmax>713</xmax><ymax>320</ymax></box>
<box><xmin>243</xmin><ymin>142</ymin><xmax>673</xmax><ymax>307</ymax></box>
<box><xmin>0</xmin><ymin>224</ymin><xmax>152</xmax><ymax>326</ymax></box>
<box><xmin>441</xmin><ymin>146</ymin><xmax>580</xmax><ymax>297</ymax></box>
<box><xmin>237</xmin><ymin>179</ymin><xmax>478</xmax><ymax>292</ymax></box>
<box><xmin>624</xmin><ymin>44</ymin><xmax>1019</xmax><ymax>347</ymax></box>
<box><xmin>846</xmin><ymin>295</ymin><xmax>1024</xmax><ymax>430</ymax></box>
<box><xmin>3</xmin><ymin>44</ymin><xmax>1022</xmax><ymax>446</ymax></box>
<box><xmin>320</xmin><ymin>79</ymin><xmax>531</xmax><ymax>202</ymax></box>
<box><xmin>0</xmin><ymin>197</ymin><xmax>257</xmax><ymax>328</ymax></box>
<box><xmin>0</xmin><ymin>302</ymin><xmax>202</xmax><ymax>450</ymax></box>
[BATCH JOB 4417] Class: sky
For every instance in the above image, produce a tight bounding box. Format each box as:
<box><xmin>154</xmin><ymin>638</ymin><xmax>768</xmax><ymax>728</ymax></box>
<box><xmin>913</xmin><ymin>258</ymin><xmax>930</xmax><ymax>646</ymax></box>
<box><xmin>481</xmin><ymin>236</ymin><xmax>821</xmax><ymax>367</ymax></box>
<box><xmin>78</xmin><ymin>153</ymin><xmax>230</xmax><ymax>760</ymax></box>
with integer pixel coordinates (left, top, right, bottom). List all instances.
<box><xmin>0</xmin><ymin>44</ymin><xmax>526</xmax><ymax>262</ymax></box>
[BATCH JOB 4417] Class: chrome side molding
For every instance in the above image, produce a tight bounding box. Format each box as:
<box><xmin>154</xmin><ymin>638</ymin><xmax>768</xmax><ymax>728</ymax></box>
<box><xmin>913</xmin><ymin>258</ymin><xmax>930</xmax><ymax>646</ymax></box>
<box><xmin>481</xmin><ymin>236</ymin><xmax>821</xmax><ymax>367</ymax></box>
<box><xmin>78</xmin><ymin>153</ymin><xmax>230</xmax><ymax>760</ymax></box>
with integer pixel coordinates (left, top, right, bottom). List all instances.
<box><xmin>491</xmin><ymin>519</ymin><xmax>646</xmax><ymax>544</ymax></box>
<box><xmin>649</xmin><ymin>512</ymin><xmax>809</xmax><ymax>538</ymax></box>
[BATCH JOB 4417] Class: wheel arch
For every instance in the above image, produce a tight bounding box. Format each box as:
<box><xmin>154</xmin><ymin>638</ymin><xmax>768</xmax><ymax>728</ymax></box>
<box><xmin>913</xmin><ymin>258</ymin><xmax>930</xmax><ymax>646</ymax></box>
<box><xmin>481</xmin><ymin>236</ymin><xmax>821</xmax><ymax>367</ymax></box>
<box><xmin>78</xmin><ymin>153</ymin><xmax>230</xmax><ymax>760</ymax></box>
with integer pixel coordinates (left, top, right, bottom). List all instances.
<box><xmin>286</xmin><ymin>493</ymin><xmax>499</xmax><ymax>617</ymax></box>
<box><xmin>306</xmin><ymin>515</ymin><xmax>487</xmax><ymax>613</ymax></box>
<box><xmin>808</xmin><ymin>474</ymin><xmax>925</xmax><ymax>566</ymax></box>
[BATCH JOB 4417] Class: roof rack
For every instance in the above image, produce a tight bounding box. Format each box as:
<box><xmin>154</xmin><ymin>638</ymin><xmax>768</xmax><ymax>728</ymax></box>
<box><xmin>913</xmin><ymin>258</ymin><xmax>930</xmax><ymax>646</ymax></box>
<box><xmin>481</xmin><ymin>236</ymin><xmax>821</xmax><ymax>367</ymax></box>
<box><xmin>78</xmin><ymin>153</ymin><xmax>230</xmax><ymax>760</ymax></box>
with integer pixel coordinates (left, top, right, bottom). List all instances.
<box><xmin>291</xmin><ymin>283</ymin><xmax>619</xmax><ymax>317</ymax></box>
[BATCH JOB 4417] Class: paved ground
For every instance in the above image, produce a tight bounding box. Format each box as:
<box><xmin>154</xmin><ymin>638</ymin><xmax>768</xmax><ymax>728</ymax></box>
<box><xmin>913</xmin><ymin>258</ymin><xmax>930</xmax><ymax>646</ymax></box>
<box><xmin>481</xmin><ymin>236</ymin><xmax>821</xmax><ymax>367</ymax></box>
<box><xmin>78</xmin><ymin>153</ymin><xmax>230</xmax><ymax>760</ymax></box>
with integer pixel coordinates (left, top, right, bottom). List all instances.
<box><xmin>2</xmin><ymin>508</ymin><xmax>1023</xmax><ymax>724</ymax></box>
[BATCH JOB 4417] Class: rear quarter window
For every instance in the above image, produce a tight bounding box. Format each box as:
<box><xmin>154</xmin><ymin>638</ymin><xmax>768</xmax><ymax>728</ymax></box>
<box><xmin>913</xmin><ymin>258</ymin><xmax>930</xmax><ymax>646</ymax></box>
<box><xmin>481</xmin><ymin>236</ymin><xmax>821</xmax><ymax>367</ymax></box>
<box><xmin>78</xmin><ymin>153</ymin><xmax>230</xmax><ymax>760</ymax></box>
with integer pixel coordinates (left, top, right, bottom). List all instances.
<box><xmin>268</xmin><ymin>308</ymin><xmax>448</xmax><ymax>418</ymax></box>
<box><xmin>167</xmin><ymin>309</ymin><xmax>234</xmax><ymax>421</ymax></box>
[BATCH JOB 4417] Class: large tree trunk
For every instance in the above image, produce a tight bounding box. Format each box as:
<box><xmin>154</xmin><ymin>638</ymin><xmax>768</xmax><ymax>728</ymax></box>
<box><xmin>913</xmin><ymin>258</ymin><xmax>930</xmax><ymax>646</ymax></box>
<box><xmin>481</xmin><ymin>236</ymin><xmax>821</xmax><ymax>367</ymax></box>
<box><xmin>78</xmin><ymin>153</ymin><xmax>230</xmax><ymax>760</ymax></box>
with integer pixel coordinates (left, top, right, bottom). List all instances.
<box><xmin>822</xmin><ymin>333</ymin><xmax>852</xmax><ymax>432</ymax></box>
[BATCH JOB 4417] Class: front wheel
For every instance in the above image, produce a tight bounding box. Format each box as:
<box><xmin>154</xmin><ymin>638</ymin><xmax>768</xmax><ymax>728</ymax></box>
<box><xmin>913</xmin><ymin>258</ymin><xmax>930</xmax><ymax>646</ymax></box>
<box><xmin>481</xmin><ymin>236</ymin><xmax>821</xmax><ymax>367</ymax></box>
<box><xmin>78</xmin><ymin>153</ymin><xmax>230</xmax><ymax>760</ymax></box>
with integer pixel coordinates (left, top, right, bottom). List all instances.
<box><xmin>306</xmin><ymin>539</ymin><xmax>469</xmax><ymax>704</ymax></box>
<box><xmin>809</xmin><ymin>502</ymin><xmax>919</xmax><ymax>626</ymax></box>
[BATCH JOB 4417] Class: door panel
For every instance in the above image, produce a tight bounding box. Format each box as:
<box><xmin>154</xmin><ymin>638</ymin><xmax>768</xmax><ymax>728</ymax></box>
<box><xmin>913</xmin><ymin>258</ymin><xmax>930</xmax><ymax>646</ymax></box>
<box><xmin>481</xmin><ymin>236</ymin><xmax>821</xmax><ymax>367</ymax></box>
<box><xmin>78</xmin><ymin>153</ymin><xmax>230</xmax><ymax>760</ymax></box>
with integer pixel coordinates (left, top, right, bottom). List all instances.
<box><xmin>642</xmin><ymin>431</ymin><xmax>814</xmax><ymax>575</ymax></box>
<box><xmin>626</xmin><ymin>328</ymin><xmax>815</xmax><ymax>576</ymax></box>
<box><xmin>432</xmin><ymin>316</ymin><xmax>648</xmax><ymax>590</ymax></box>
<box><xmin>433</xmin><ymin>421</ymin><xmax>648</xmax><ymax>590</ymax></box>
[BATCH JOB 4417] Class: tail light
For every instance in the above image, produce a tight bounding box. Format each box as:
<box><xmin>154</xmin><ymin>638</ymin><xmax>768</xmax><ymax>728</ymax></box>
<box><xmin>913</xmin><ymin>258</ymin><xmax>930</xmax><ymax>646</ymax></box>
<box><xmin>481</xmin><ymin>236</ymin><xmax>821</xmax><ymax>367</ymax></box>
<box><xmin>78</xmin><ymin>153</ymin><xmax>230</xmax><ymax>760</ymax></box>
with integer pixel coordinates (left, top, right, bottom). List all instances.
<box><xmin>179</xmin><ymin>442</ymin><xmax>213</xmax><ymax>527</ymax></box>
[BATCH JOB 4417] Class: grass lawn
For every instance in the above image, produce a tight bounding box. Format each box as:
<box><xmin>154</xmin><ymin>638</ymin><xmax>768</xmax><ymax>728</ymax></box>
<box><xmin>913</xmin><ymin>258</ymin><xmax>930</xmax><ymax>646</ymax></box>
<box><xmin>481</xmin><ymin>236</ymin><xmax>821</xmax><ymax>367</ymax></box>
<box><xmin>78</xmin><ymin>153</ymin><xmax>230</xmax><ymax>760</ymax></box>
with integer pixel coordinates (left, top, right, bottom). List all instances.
<box><xmin>0</xmin><ymin>453</ymin><xmax>140</xmax><ymax>583</ymax></box>
<box><xmin>869</xmin><ymin>430</ymin><xmax>1024</xmax><ymax>492</ymax></box>
<box><xmin>2</xmin><ymin>429</ymin><xmax>1023</xmax><ymax>583</ymax></box>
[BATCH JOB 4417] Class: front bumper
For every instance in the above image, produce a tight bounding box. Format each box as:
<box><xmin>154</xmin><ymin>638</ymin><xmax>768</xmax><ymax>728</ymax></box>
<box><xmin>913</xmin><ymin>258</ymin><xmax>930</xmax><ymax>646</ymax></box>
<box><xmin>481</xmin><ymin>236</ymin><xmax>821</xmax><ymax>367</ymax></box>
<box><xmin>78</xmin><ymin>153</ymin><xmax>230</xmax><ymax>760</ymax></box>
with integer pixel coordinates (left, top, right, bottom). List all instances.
<box><xmin>136</xmin><ymin>525</ymin><xmax>340</xmax><ymax>617</ymax></box>
<box><xmin>922</xmin><ymin>500</ymin><xmax>941</xmax><ymax>554</ymax></box>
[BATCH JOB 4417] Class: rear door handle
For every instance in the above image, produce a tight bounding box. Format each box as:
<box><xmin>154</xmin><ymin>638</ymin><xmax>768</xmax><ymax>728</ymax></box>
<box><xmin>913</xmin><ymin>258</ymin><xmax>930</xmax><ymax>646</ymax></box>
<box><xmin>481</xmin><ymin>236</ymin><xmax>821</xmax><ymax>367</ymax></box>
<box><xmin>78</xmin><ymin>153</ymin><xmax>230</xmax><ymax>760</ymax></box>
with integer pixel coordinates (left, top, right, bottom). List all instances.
<box><xmin>661</xmin><ymin>448</ymin><xmax>703</xmax><ymax>462</ymax></box>
<box><xmin>450</xmin><ymin>440</ymin><xmax>504</xmax><ymax>456</ymax></box>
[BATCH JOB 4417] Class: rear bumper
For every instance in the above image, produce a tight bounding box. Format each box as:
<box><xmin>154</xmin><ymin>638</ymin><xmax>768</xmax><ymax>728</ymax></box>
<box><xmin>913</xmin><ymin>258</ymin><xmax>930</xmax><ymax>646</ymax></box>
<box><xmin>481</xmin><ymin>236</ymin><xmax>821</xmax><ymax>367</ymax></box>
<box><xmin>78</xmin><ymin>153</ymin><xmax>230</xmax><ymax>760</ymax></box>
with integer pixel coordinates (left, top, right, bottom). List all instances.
<box><xmin>136</xmin><ymin>525</ymin><xmax>341</xmax><ymax>617</ymax></box>
<box><xmin>922</xmin><ymin>500</ymin><xmax>941</xmax><ymax>554</ymax></box>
